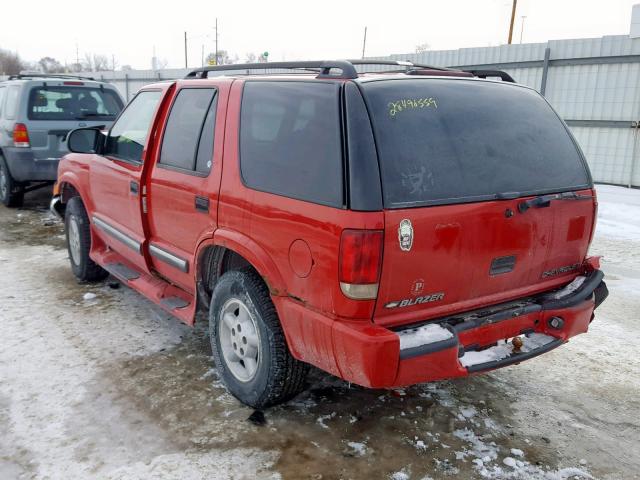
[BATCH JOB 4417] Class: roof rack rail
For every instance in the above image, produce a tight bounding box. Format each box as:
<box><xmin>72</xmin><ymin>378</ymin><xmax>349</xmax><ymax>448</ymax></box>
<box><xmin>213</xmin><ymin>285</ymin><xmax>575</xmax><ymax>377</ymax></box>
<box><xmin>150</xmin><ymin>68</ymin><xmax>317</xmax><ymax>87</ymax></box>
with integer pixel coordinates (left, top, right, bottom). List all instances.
<box><xmin>7</xmin><ymin>72</ymin><xmax>96</xmax><ymax>81</ymax></box>
<box><xmin>185</xmin><ymin>60</ymin><xmax>359</xmax><ymax>79</ymax></box>
<box><xmin>463</xmin><ymin>70</ymin><xmax>515</xmax><ymax>83</ymax></box>
<box><xmin>348</xmin><ymin>59</ymin><xmax>454</xmax><ymax>73</ymax></box>
<box><xmin>184</xmin><ymin>60</ymin><xmax>515</xmax><ymax>82</ymax></box>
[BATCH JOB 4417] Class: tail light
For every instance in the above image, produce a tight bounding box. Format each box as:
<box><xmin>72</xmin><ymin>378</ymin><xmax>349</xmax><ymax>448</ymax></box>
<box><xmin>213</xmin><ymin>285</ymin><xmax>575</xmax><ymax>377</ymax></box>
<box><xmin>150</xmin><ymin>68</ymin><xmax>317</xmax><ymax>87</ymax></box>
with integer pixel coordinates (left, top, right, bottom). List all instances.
<box><xmin>13</xmin><ymin>123</ymin><xmax>30</xmax><ymax>147</ymax></box>
<box><xmin>339</xmin><ymin>229</ymin><xmax>383</xmax><ymax>300</ymax></box>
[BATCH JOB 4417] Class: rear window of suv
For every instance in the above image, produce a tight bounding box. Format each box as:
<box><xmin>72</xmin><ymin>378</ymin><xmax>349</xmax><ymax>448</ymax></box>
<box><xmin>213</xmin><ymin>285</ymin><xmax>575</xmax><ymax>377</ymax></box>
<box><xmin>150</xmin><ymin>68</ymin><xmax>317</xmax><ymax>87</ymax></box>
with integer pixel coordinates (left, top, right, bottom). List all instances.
<box><xmin>240</xmin><ymin>81</ymin><xmax>343</xmax><ymax>208</ymax></box>
<box><xmin>28</xmin><ymin>86</ymin><xmax>123</xmax><ymax>121</ymax></box>
<box><xmin>361</xmin><ymin>78</ymin><xmax>590</xmax><ymax>208</ymax></box>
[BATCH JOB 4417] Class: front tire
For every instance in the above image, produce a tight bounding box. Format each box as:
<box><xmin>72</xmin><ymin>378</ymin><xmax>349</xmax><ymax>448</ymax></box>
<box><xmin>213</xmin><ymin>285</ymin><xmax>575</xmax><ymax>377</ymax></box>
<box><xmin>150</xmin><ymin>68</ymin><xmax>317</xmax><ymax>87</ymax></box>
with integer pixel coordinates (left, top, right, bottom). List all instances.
<box><xmin>65</xmin><ymin>196</ymin><xmax>108</xmax><ymax>282</ymax></box>
<box><xmin>209</xmin><ymin>269</ymin><xmax>308</xmax><ymax>408</ymax></box>
<box><xmin>0</xmin><ymin>155</ymin><xmax>24</xmax><ymax>208</ymax></box>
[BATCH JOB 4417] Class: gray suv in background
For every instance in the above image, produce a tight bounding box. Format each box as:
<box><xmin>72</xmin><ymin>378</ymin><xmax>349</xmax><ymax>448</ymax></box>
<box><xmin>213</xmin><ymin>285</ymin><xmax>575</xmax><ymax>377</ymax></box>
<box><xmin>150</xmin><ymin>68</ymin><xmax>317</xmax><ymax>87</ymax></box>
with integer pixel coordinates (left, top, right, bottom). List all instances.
<box><xmin>0</xmin><ymin>73</ymin><xmax>124</xmax><ymax>207</ymax></box>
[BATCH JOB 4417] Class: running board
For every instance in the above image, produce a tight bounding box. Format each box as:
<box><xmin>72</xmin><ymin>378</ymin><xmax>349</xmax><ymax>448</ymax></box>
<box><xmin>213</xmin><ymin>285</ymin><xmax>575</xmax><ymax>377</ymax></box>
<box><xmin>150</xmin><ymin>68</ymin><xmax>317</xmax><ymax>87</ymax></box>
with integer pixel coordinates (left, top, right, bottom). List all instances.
<box><xmin>92</xmin><ymin>249</ymin><xmax>196</xmax><ymax>325</ymax></box>
<box><xmin>104</xmin><ymin>262</ymin><xmax>140</xmax><ymax>281</ymax></box>
<box><xmin>160</xmin><ymin>296</ymin><xmax>190</xmax><ymax>310</ymax></box>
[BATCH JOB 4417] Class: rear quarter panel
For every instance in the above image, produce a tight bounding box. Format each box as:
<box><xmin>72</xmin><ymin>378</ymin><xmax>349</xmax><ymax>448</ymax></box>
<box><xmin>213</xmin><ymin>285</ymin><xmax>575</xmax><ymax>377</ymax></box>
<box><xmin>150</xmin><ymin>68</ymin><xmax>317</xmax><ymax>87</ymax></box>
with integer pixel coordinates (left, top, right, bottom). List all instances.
<box><xmin>218</xmin><ymin>79</ymin><xmax>384</xmax><ymax>320</ymax></box>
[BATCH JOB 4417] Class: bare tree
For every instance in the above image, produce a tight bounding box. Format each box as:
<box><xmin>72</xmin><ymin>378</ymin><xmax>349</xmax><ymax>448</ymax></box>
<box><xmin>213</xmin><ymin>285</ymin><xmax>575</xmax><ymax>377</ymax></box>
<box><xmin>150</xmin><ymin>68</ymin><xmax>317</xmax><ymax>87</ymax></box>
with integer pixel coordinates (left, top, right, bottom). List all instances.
<box><xmin>205</xmin><ymin>50</ymin><xmax>235</xmax><ymax>66</ymax></box>
<box><xmin>38</xmin><ymin>56</ymin><xmax>65</xmax><ymax>73</ymax></box>
<box><xmin>415</xmin><ymin>43</ymin><xmax>430</xmax><ymax>54</ymax></box>
<box><xmin>244</xmin><ymin>52</ymin><xmax>256</xmax><ymax>63</ymax></box>
<box><xmin>92</xmin><ymin>54</ymin><xmax>109</xmax><ymax>72</ymax></box>
<box><xmin>0</xmin><ymin>48</ymin><xmax>25</xmax><ymax>75</ymax></box>
<box><xmin>81</xmin><ymin>53</ymin><xmax>110</xmax><ymax>72</ymax></box>
<box><xmin>68</xmin><ymin>62</ymin><xmax>83</xmax><ymax>73</ymax></box>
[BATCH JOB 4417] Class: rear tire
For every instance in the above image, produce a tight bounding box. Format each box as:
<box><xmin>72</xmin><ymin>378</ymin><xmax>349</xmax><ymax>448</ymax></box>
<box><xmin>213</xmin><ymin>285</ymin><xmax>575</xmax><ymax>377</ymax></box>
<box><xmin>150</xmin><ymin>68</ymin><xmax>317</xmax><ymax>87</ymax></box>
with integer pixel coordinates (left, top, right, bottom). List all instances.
<box><xmin>0</xmin><ymin>155</ymin><xmax>24</xmax><ymax>208</ymax></box>
<box><xmin>65</xmin><ymin>196</ymin><xmax>108</xmax><ymax>282</ymax></box>
<box><xmin>209</xmin><ymin>269</ymin><xmax>309</xmax><ymax>408</ymax></box>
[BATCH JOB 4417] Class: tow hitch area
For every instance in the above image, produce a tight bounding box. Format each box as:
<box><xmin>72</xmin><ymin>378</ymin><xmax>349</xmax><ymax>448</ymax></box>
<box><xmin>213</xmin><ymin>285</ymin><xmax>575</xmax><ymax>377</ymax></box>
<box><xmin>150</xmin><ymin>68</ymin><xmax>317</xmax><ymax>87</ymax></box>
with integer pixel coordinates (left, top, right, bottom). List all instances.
<box><xmin>459</xmin><ymin>333</ymin><xmax>561</xmax><ymax>372</ymax></box>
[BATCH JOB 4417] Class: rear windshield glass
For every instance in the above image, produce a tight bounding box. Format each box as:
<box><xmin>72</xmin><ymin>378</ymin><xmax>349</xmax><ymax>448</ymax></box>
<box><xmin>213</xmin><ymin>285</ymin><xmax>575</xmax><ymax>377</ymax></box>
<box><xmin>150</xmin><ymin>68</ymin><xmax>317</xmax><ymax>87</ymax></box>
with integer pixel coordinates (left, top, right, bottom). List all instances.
<box><xmin>28</xmin><ymin>86</ymin><xmax>123</xmax><ymax>121</ymax></box>
<box><xmin>361</xmin><ymin>79</ymin><xmax>590</xmax><ymax>208</ymax></box>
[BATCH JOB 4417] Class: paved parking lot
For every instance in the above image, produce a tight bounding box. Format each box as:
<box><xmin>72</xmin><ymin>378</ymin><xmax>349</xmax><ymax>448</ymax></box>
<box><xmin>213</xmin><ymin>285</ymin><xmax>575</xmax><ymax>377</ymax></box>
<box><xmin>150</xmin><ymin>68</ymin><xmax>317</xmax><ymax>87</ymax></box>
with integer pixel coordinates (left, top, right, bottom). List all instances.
<box><xmin>1</xmin><ymin>185</ymin><xmax>638</xmax><ymax>480</ymax></box>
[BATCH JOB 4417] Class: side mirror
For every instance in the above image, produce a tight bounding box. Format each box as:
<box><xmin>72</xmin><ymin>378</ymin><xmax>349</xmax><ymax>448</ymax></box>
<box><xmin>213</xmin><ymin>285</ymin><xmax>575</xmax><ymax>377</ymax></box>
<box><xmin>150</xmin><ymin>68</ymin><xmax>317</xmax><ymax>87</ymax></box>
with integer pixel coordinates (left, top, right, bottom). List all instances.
<box><xmin>67</xmin><ymin>127</ymin><xmax>105</xmax><ymax>154</ymax></box>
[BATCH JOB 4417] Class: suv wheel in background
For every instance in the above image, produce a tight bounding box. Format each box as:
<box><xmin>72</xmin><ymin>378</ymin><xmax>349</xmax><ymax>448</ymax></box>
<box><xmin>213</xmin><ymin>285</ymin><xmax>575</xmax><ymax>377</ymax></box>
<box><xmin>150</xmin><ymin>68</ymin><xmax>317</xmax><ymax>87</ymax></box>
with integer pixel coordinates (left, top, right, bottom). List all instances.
<box><xmin>209</xmin><ymin>269</ymin><xmax>309</xmax><ymax>408</ymax></box>
<box><xmin>64</xmin><ymin>196</ymin><xmax>108</xmax><ymax>282</ymax></box>
<box><xmin>0</xmin><ymin>155</ymin><xmax>24</xmax><ymax>208</ymax></box>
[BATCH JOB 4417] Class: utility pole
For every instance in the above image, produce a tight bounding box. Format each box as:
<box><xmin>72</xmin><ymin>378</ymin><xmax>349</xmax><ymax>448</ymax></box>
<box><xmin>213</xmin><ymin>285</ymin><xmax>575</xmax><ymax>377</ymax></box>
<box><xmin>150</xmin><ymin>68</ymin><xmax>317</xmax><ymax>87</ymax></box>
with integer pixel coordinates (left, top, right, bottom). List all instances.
<box><xmin>201</xmin><ymin>44</ymin><xmax>204</xmax><ymax>67</ymax></box>
<box><xmin>519</xmin><ymin>15</ymin><xmax>527</xmax><ymax>44</ymax></box>
<box><xmin>75</xmin><ymin>42</ymin><xmax>79</xmax><ymax>68</ymax></box>
<box><xmin>215</xmin><ymin>18</ymin><xmax>219</xmax><ymax>65</ymax></box>
<box><xmin>361</xmin><ymin>26</ymin><xmax>368</xmax><ymax>59</ymax></box>
<box><xmin>507</xmin><ymin>0</ymin><xmax>517</xmax><ymax>44</ymax></box>
<box><xmin>184</xmin><ymin>31</ymin><xmax>188</xmax><ymax>68</ymax></box>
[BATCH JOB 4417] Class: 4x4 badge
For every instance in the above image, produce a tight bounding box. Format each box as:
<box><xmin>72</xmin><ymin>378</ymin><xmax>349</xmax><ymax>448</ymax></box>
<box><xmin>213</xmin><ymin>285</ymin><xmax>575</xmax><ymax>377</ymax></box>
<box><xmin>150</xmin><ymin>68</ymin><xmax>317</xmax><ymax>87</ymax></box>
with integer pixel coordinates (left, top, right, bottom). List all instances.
<box><xmin>398</xmin><ymin>219</ymin><xmax>413</xmax><ymax>252</ymax></box>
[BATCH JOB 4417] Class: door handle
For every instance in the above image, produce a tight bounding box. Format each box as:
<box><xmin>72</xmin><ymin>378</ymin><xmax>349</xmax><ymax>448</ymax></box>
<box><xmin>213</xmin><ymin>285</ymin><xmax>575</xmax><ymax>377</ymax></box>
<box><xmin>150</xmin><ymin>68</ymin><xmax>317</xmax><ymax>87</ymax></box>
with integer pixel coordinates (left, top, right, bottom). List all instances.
<box><xmin>195</xmin><ymin>195</ymin><xmax>209</xmax><ymax>213</ymax></box>
<box><xmin>130</xmin><ymin>181</ymin><xmax>139</xmax><ymax>196</ymax></box>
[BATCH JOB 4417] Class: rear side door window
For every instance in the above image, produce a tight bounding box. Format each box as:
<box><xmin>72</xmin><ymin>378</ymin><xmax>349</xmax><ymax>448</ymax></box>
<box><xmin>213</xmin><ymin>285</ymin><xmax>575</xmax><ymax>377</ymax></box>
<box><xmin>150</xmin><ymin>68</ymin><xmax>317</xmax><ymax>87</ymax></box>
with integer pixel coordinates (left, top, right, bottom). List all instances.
<box><xmin>104</xmin><ymin>90</ymin><xmax>162</xmax><ymax>163</ymax></box>
<box><xmin>159</xmin><ymin>88</ymin><xmax>217</xmax><ymax>175</ymax></box>
<box><xmin>239</xmin><ymin>81</ymin><xmax>344</xmax><ymax>208</ymax></box>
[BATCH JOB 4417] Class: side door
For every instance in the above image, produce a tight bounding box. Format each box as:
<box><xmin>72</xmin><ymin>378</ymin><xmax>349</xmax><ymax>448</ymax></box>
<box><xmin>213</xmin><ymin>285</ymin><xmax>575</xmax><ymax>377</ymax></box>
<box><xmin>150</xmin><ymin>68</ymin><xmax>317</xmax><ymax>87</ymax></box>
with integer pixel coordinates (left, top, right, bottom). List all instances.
<box><xmin>89</xmin><ymin>88</ymin><xmax>166</xmax><ymax>272</ymax></box>
<box><xmin>145</xmin><ymin>82</ymin><xmax>227</xmax><ymax>292</ymax></box>
<box><xmin>0</xmin><ymin>85</ymin><xmax>6</xmax><ymax>144</ymax></box>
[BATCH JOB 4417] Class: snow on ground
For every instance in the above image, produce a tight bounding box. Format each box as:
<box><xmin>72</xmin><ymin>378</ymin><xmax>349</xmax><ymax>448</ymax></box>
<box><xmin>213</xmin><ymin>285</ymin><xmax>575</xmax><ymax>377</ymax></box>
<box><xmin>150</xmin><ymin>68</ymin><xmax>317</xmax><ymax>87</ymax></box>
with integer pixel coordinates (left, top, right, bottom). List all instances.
<box><xmin>0</xmin><ymin>184</ymin><xmax>639</xmax><ymax>480</ymax></box>
<box><xmin>594</xmin><ymin>185</ymin><xmax>640</xmax><ymax>242</ymax></box>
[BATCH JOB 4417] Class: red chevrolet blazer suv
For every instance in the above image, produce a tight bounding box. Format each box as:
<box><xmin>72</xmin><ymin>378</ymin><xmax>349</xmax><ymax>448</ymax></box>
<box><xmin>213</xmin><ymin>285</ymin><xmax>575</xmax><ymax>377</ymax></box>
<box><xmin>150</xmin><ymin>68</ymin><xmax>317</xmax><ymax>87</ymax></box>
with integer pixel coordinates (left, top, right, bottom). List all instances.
<box><xmin>51</xmin><ymin>60</ymin><xmax>608</xmax><ymax>408</ymax></box>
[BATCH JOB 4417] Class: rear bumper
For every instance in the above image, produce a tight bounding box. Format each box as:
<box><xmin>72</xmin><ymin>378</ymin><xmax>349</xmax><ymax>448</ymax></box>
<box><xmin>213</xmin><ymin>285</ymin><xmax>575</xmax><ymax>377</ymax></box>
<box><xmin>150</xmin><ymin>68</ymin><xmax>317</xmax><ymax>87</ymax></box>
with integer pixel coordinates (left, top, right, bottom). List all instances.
<box><xmin>2</xmin><ymin>147</ymin><xmax>59</xmax><ymax>182</ymax></box>
<box><xmin>277</xmin><ymin>269</ymin><xmax>608</xmax><ymax>388</ymax></box>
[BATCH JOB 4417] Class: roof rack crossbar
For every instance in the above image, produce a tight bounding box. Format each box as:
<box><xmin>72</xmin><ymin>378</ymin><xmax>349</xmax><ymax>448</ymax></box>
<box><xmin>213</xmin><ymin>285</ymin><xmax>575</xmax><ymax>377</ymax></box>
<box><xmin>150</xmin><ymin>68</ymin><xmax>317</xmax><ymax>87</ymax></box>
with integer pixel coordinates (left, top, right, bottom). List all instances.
<box><xmin>185</xmin><ymin>60</ymin><xmax>359</xmax><ymax>79</ymax></box>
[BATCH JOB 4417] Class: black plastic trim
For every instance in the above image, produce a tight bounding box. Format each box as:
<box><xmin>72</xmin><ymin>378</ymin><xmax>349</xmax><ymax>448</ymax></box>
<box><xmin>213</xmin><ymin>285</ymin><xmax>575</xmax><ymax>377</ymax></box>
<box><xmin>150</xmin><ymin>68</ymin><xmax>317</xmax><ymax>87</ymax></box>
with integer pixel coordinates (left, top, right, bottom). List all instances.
<box><xmin>490</xmin><ymin>255</ymin><xmax>516</xmax><ymax>275</ymax></box>
<box><xmin>344</xmin><ymin>82</ymin><xmax>383</xmax><ymax>211</ymax></box>
<box><xmin>594</xmin><ymin>281</ymin><xmax>609</xmax><ymax>309</ymax></box>
<box><xmin>453</xmin><ymin>303</ymin><xmax>542</xmax><ymax>333</ymax></box>
<box><xmin>195</xmin><ymin>195</ymin><xmax>210</xmax><ymax>213</ymax></box>
<box><xmin>540</xmin><ymin>270</ymin><xmax>604</xmax><ymax>310</ymax></box>
<box><xmin>463</xmin><ymin>70</ymin><xmax>516</xmax><ymax>82</ymax></box>
<box><xmin>399</xmin><ymin>335</ymin><xmax>459</xmax><ymax>360</ymax></box>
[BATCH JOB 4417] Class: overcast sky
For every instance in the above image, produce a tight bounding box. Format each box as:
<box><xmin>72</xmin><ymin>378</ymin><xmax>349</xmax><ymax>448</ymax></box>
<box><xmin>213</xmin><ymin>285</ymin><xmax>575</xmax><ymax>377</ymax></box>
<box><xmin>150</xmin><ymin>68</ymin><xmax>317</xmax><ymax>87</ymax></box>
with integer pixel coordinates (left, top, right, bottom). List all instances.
<box><xmin>2</xmin><ymin>0</ymin><xmax>638</xmax><ymax>70</ymax></box>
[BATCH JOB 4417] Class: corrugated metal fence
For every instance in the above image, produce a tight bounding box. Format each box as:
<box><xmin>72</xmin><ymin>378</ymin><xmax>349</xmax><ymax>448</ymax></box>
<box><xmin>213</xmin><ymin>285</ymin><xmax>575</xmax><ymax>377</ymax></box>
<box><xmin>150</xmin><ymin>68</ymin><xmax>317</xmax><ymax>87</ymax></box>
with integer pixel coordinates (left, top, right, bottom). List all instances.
<box><xmin>5</xmin><ymin>34</ymin><xmax>639</xmax><ymax>187</ymax></box>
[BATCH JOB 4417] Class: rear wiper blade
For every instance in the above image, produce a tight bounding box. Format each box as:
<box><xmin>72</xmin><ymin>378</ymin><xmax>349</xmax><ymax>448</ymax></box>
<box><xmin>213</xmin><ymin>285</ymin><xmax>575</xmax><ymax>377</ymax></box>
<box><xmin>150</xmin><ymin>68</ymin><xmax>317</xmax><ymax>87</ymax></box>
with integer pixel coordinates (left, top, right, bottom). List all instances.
<box><xmin>518</xmin><ymin>191</ymin><xmax>593</xmax><ymax>213</ymax></box>
<box><xmin>76</xmin><ymin>113</ymin><xmax>113</xmax><ymax>119</ymax></box>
